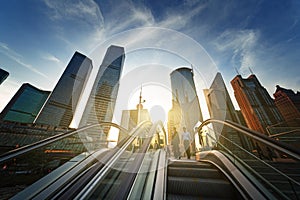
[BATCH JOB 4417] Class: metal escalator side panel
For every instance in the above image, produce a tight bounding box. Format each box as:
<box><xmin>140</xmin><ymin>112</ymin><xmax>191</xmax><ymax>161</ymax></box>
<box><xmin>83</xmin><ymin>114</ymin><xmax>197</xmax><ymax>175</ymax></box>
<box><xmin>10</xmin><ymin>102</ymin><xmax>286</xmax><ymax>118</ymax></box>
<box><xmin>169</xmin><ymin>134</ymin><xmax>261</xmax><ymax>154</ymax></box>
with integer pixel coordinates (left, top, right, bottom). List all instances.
<box><xmin>199</xmin><ymin>150</ymin><xmax>270</xmax><ymax>200</ymax></box>
<box><xmin>11</xmin><ymin>149</ymin><xmax>109</xmax><ymax>200</ymax></box>
<box><xmin>71</xmin><ymin>121</ymin><xmax>153</xmax><ymax>199</ymax></box>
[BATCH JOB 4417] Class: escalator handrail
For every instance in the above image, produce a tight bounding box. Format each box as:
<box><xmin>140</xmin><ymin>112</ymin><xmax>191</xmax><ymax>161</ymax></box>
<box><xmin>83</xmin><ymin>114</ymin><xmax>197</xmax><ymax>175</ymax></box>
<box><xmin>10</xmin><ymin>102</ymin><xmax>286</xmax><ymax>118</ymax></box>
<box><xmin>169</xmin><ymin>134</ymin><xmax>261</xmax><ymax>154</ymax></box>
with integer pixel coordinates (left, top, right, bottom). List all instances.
<box><xmin>126</xmin><ymin>120</ymin><xmax>168</xmax><ymax>199</ymax></box>
<box><xmin>205</xmin><ymin>126</ymin><xmax>297</xmax><ymax>199</ymax></box>
<box><xmin>0</xmin><ymin>122</ymin><xmax>129</xmax><ymax>164</ymax></box>
<box><xmin>198</xmin><ymin>119</ymin><xmax>300</xmax><ymax>161</ymax></box>
<box><xmin>199</xmin><ymin>150</ymin><xmax>269</xmax><ymax>200</ymax></box>
<box><xmin>22</xmin><ymin>120</ymin><xmax>152</xmax><ymax>200</ymax></box>
<box><xmin>73</xmin><ymin>120</ymin><xmax>153</xmax><ymax>199</ymax></box>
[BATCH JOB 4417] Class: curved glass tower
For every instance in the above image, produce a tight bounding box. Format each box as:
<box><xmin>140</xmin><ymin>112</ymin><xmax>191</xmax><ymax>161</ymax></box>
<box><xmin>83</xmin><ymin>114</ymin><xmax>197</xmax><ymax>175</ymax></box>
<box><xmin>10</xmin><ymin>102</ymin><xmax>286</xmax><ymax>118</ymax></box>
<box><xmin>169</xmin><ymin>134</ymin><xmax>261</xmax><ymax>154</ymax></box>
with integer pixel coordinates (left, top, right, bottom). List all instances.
<box><xmin>169</xmin><ymin>67</ymin><xmax>203</xmax><ymax>145</ymax></box>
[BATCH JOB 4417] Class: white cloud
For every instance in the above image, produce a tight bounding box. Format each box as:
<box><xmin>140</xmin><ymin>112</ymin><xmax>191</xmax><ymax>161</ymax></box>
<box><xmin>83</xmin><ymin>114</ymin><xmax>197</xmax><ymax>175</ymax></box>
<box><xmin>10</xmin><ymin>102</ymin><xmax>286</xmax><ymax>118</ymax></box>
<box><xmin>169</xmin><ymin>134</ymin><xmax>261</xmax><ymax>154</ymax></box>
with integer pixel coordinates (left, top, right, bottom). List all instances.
<box><xmin>42</xmin><ymin>53</ymin><xmax>61</xmax><ymax>63</ymax></box>
<box><xmin>43</xmin><ymin>0</ymin><xmax>104</xmax><ymax>27</ymax></box>
<box><xmin>0</xmin><ymin>42</ymin><xmax>49</xmax><ymax>79</ymax></box>
<box><xmin>213</xmin><ymin>29</ymin><xmax>260</xmax><ymax>75</ymax></box>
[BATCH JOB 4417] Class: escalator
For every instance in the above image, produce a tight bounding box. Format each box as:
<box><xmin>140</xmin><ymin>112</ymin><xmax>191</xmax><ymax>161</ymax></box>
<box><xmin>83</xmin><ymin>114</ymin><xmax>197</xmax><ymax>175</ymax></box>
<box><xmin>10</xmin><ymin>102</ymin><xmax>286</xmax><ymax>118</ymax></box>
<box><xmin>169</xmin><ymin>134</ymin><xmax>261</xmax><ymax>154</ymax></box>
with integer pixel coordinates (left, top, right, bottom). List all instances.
<box><xmin>5</xmin><ymin>120</ymin><xmax>167</xmax><ymax>199</ymax></box>
<box><xmin>3</xmin><ymin>118</ymin><xmax>299</xmax><ymax>199</ymax></box>
<box><xmin>197</xmin><ymin>119</ymin><xmax>300</xmax><ymax>200</ymax></box>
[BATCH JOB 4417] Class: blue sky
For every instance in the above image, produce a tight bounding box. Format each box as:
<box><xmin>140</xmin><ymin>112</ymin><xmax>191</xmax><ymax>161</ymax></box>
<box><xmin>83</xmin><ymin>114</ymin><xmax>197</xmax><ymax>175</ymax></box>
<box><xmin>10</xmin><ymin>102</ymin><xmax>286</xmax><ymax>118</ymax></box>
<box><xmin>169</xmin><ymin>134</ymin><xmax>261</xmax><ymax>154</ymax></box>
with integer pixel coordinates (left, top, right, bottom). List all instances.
<box><xmin>0</xmin><ymin>0</ymin><xmax>300</xmax><ymax>124</ymax></box>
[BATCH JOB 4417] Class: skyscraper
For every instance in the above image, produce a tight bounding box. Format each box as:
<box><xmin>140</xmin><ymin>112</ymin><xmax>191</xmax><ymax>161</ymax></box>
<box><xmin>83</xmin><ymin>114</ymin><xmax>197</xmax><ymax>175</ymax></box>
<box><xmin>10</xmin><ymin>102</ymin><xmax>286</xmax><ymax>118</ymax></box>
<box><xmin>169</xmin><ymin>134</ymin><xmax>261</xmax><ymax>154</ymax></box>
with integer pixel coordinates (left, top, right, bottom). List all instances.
<box><xmin>35</xmin><ymin>51</ymin><xmax>92</xmax><ymax>128</ymax></box>
<box><xmin>169</xmin><ymin>67</ymin><xmax>203</xmax><ymax>151</ymax></box>
<box><xmin>204</xmin><ymin>73</ymin><xmax>238</xmax><ymax>127</ymax></box>
<box><xmin>231</xmin><ymin>74</ymin><xmax>283</xmax><ymax>135</ymax></box>
<box><xmin>204</xmin><ymin>73</ymin><xmax>249</xmax><ymax>149</ymax></box>
<box><xmin>0</xmin><ymin>83</ymin><xmax>50</xmax><ymax>123</ymax></box>
<box><xmin>0</xmin><ymin>68</ymin><xmax>9</xmax><ymax>85</ymax></box>
<box><xmin>79</xmin><ymin>45</ymin><xmax>125</xmax><ymax>147</ymax></box>
<box><xmin>273</xmin><ymin>85</ymin><xmax>300</xmax><ymax>126</ymax></box>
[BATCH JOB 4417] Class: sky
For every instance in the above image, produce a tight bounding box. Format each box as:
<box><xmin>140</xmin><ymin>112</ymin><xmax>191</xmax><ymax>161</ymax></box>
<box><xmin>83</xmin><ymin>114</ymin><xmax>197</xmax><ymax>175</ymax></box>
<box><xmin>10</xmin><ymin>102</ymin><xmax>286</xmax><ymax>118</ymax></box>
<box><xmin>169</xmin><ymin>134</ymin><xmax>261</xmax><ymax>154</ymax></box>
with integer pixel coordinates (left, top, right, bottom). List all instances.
<box><xmin>0</xmin><ymin>0</ymin><xmax>300</xmax><ymax>128</ymax></box>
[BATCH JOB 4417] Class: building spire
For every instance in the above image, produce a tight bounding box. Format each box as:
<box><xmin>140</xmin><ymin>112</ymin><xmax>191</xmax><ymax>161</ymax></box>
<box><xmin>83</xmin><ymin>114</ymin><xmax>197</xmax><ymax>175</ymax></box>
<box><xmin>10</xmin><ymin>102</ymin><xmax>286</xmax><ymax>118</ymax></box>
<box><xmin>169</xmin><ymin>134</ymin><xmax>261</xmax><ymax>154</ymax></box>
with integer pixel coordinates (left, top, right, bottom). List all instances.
<box><xmin>249</xmin><ymin>67</ymin><xmax>254</xmax><ymax>75</ymax></box>
<box><xmin>137</xmin><ymin>84</ymin><xmax>146</xmax><ymax>124</ymax></box>
<box><xmin>235</xmin><ymin>67</ymin><xmax>240</xmax><ymax>75</ymax></box>
<box><xmin>137</xmin><ymin>84</ymin><xmax>145</xmax><ymax>109</ymax></box>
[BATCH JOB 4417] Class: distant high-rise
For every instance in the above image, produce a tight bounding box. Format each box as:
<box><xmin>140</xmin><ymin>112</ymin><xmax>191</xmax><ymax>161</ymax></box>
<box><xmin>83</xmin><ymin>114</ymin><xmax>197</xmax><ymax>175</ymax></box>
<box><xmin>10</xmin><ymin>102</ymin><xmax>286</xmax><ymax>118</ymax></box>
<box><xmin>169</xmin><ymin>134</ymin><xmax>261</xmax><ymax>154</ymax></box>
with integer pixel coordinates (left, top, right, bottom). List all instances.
<box><xmin>273</xmin><ymin>85</ymin><xmax>300</xmax><ymax>126</ymax></box>
<box><xmin>0</xmin><ymin>83</ymin><xmax>50</xmax><ymax>123</ymax></box>
<box><xmin>35</xmin><ymin>52</ymin><xmax>92</xmax><ymax>128</ymax></box>
<box><xmin>0</xmin><ymin>68</ymin><xmax>9</xmax><ymax>85</ymax></box>
<box><xmin>119</xmin><ymin>107</ymin><xmax>151</xmax><ymax>142</ymax></box>
<box><xmin>79</xmin><ymin>45</ymin><xmax>125</xmax><ymax>147</ymax></box>
<box><xmin>204</xmin><ymin>73</ymin><xmax>250</xmax><ymax>149</ymax></box>
<box><xmin>231</xmin><ymin>74</ymin><xmax>283</xmax><ymax>135</ymax></box>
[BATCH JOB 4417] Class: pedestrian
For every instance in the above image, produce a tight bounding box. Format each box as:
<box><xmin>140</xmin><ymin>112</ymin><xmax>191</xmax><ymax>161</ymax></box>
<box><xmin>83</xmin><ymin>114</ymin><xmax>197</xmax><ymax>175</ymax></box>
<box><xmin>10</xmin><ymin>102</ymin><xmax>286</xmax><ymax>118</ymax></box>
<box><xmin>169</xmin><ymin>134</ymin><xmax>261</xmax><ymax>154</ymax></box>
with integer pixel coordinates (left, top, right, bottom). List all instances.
<box><xmin>171</xmin><ymin>127</ymin><xmax>180</xmax><ymax>159</ymax></box>
<box><xmin>182</xmin><ymin>127</ymin><xmax>191</xmax><ymax>159</ymax></box>
<box><xmin>195</xmin><ymin>127</ymin><xmax>204</xmax><ymax>147</ymax></box>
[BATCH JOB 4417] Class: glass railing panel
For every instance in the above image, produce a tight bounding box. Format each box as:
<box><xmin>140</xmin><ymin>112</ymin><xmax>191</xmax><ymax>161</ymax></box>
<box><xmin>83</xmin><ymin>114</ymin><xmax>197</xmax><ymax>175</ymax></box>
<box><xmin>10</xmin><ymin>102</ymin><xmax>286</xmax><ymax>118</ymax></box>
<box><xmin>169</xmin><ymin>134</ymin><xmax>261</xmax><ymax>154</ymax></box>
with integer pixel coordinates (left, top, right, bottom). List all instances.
<box><xmin>0</xmin><ymin>123</ymin><xmax>120</xmax><ymax>199</ymax></box>
<box><xmin>79</xmin><ymin>124</ymin><xmax>152</xmax><ymax>199</ymax></box>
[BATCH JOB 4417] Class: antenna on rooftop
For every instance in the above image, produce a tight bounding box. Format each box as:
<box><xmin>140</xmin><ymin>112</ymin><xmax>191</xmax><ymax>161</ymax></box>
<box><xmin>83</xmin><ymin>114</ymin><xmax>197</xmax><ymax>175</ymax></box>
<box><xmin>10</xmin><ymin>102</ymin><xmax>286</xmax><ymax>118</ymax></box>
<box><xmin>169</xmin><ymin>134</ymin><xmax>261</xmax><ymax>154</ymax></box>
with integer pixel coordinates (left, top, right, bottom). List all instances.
<box><xmin>249</xmin><ymin>67</ymin><xmax>254</xmax><ymax>75</ymax></box>
<box><xmin>234</xmin><ymin>67</ymin><xmax>240</xmax><ymax>75</ymax></box>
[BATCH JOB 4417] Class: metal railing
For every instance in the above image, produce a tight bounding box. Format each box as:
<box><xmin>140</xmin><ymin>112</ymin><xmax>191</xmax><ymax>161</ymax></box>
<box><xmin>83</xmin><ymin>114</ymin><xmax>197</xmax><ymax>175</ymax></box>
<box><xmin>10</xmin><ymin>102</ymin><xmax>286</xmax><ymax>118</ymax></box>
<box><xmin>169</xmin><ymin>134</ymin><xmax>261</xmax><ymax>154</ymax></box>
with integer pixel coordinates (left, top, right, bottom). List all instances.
<box><xmin>198</xmin><ymin>119</ymin><xmax>300</xmax><ymax>200</ymax></box>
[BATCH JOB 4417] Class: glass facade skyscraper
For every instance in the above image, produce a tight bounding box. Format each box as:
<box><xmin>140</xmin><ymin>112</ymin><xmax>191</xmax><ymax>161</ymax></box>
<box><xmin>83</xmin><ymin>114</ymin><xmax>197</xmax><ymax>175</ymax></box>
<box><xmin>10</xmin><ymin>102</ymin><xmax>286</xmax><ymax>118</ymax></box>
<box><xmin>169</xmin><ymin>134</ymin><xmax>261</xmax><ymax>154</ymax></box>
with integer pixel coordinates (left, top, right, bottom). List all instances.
<box><xmin>169</xmin><ymin>67</ymin><xmax>203</xmax><ymax>152</ymax></box>
<box><xmin>0</xmin><ymin>83</ymin><xmax>50</xmax><ymax>123</ymax></box>
<box><xmin>79</xmin><ymin>45</ymin><xmax>125</xmax><ymax>148</ymax></box>
<box><xmin>204</xmin><ymin>72</ymin><xmax>250</xmax><ymax>149</ymax></box>
<box><xmin>169</xmin><ymin>67</ymin><xmax>203</xmax><ymax>133</ymax></box>
<box><xmin>204</xmin><ymin>73</ymin><xmax>239</xmax><ymax>134</ymax></box>
<box><xmin>35</xmin><ymin>51</ymin><xmax>92</xmax><ymax>128</ymax></box>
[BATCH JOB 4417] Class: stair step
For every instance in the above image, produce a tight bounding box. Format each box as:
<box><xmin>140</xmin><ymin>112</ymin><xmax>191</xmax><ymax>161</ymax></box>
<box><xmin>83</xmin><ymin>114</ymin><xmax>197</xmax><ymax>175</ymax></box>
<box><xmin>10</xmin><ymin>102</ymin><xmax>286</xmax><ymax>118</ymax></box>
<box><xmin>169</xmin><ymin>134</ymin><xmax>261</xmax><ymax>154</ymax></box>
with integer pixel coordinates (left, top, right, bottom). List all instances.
<box><xmin>167</xmin><ymin>193</ymin><xmax>232</xmax><ymax>200</ymax></box>
<box><xmin>167</xmin><ymin>176</ymin><xmax>235</xmax><ymax>198</ymax></box>
<box><xmin>168</xmin><ymin>167</ymin><xmax>223</xmax><ymax>179</ymax></box>
<box><xmin>169</xmin><ymin>161</ymin><xmax>212</xmax><ymax>168</ymax></box>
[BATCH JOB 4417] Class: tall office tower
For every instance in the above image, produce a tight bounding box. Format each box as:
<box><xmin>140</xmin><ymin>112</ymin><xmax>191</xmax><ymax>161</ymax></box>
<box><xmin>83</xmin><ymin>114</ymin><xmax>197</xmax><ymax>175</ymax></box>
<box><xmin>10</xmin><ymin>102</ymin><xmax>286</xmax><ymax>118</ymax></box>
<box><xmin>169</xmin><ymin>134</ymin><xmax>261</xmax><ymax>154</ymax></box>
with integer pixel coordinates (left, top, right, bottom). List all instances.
<box><xmin>35</xmin><ymin>52</ymin><xmax>92</xmax><ymax>128</ymax></box>
<box><xmin>231</xmin><ymin>74</ymin><xmax>283</xmax><ymax>135</ymax></box>
<box><xmin>273</xmin><ymin>85</ymin><xmax>300</xmax><ymax>126</ymax></box>
<box><xmin>204</xmin><ymin>73</ymin><xmax>250</xmax><ymax>149</ymax></box>
<box><xmin>0</xmin><ymin>83</ymin><xmax>50</xmax><ymax>123</ymax></box>
<box><xmin>0</xmin><ymin>68</ymin><xmax>9</xmax><ymax>85</ymax></box>
<box><xmin>169</xmin><ymin>67</ymin><xmax>203</xmax><ymax>152</ymax></box>
<box><xmin>79</xmin><ymin>45</ymin><xmax>125</xmax><ymax>147</ymax></box>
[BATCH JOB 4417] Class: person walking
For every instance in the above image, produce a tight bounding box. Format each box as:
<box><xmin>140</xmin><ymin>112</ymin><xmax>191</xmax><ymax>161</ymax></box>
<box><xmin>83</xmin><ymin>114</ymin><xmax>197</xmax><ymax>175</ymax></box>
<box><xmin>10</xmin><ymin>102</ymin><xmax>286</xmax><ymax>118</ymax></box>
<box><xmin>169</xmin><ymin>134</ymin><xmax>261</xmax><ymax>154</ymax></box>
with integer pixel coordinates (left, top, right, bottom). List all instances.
<box><xmin>182</xmin><ymin>127</ymin><xmax>191</xmax><ymax>159</ymax></box>
<box><xmin>171</xmin><ymin>127</ymin><xmax>180</xmax><ymax>159</ymax></box>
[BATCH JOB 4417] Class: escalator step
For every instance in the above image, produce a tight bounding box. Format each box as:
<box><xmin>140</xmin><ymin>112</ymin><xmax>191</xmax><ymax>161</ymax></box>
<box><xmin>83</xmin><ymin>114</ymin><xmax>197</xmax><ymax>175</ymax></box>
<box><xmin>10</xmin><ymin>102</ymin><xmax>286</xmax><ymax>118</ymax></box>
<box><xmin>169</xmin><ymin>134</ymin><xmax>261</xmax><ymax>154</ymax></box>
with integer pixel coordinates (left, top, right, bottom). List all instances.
<box><xmin>167</xmin><ymin>176</ymin><xmax>235</xmax><ymax>198</ymax></box>
<box><xmin>167</xmin><ymin>193</ymin><xmax>235</xmax><ymax>200</ymax></box>
<box><xmin>169</xmin><ymin>161</ymin><xmax>212</xmax><ymax>168</ymax></box>
<box><xmin>168</xmin><ymin>167</ymin><xmax>222</xmax><ymax>179</ymax></box>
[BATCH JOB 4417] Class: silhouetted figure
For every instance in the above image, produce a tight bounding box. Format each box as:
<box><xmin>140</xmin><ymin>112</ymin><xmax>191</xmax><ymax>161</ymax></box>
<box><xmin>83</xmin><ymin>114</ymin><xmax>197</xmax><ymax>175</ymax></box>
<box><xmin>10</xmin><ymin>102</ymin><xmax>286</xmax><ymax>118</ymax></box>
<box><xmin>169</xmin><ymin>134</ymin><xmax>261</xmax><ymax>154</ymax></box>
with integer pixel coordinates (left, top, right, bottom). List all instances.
<box><xmin>266</xmin><ymin>147</ymin><xmax>273</xmax><ymax>161</ymax></box>
<box><xmin>195</xmin><ymin>127</ymin><xmax>204</xmax><ymax>147</ymax></box>
<box><xmin>256</xmin><ymin>142</ymin><xmax>263</xmax><ymax>159</ymax></box>
<box><xmin>154</xmin><ymin>140</ymin><xmax>159</xmax><ymax>150</ymax></box>
<box><xmin>182</xmin><ymin>127</ymin><xmax>191</xmax><ymax>159</ymax></box>
<box><xmin>171</xmin><ymin>127</ymin><xmax>180</xmax><ymax>159</ymax></box>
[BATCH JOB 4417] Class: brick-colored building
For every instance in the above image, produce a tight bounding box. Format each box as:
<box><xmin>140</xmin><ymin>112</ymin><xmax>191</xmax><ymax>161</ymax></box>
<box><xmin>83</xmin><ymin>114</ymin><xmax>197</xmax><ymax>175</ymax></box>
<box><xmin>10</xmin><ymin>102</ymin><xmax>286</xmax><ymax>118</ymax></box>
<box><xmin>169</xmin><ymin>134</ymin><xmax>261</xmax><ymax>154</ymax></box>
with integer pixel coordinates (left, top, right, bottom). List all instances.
<box><xmin>231</xmin><ymin>74</ymin><xmax>283</xmax><ymax>135</ymax></box>
<box><xmin>273</xmin><ymin>85</ymin><xmax>300</xmax><ymax>126</ymax></box>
